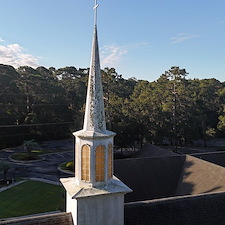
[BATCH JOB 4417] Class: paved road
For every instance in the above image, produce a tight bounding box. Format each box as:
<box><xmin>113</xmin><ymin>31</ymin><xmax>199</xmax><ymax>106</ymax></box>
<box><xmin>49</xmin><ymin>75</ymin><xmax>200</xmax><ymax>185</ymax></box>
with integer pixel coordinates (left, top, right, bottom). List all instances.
<box><xmin>0</xmin><ymin>140</ymin><xmax>74</xmax><ymax>182</ymax></box>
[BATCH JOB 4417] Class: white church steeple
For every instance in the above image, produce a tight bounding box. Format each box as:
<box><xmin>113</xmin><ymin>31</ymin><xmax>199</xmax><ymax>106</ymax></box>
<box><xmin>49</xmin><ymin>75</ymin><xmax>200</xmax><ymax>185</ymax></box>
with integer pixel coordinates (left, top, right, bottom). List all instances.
<box><xmin>60</xmin><ymin>2</ymin><xmax>132</xmax><ymax>224</ymax></box>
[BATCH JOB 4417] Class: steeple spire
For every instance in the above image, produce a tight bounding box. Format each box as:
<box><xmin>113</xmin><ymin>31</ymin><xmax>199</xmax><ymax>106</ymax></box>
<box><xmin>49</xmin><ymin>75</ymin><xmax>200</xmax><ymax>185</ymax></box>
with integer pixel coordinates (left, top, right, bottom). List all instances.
<box><xmin>82</xmin><ymin>0</ymin><xmax>107</xmax><ymax>134</ymax></box>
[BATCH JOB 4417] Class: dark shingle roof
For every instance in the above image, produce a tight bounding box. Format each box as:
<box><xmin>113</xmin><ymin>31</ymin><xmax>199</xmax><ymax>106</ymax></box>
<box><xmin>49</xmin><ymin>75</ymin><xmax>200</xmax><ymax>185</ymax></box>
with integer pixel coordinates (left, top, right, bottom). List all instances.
<box><xmin>136</xmin><ymin>143</ymin><xmax>177</xmax><ymax>158</ymax></box>
<box><xmin>115</xmin><ymin>144</ymin><xmax>225</xmax><ymax>203</ymax></box>
<box><xmin>114</xmin><ymin>156</ymin><xmax>185</xmax><ymax>202</ymax></box>
<box><xmin>191</xmin><ymin>151</ymin><xmax>225</xmax><ymax>167</ymax></box>
<box><xmin>0</xmin><ymin>212</ymin><xmax>73</xmax><ymax>225</ymax></box>
<box><xmin>124</xmin><ymin>192</ymin><xmax>225</xmax><ymax>225</ymax></box>
<box><xmin>176</xmin><ymin>155</ymin><xmax>225</xmax><ymax>196</ymax></box>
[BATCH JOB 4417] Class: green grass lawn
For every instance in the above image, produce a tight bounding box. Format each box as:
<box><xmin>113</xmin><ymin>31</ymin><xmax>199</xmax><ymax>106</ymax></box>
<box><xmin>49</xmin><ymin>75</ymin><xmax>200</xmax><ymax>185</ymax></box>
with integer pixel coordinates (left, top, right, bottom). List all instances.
<box><xmin>0</xmin><ymin>180</ymin><xmax>65</xmax><ymax>219</ymax></box>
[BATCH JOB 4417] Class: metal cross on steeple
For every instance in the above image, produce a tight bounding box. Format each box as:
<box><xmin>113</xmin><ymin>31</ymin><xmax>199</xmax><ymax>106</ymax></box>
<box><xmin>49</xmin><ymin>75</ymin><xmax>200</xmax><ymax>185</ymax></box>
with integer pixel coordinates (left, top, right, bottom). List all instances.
<box><xmin>93</xmin><ymin>0</ymin><xmax>99</xmax><ymax>25</ymax></box>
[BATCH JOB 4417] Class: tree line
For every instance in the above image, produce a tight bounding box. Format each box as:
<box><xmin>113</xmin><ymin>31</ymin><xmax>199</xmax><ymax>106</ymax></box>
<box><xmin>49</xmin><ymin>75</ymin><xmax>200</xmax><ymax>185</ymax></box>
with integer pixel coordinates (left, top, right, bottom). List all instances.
<box><xmin>0</xmin><ymin>64</ymin><xmax>225</xmax><ymax>150</ymax></box>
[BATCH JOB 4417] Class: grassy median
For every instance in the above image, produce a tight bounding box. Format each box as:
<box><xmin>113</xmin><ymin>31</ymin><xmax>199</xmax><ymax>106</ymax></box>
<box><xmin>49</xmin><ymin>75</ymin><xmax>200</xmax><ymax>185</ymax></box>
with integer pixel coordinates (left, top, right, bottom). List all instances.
<box><xmin>0</xmin><ymin>180</ymin><xmax>65</xmax><ymax>219</ymax></box>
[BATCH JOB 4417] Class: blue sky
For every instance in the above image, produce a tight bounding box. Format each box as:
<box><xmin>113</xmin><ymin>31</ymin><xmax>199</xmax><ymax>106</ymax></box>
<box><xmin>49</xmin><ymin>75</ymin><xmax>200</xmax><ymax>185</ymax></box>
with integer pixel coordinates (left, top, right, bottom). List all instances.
<box><xmin>0</xmin><ymin>0</ymin><xmax>225</xmax><ymax>82</ymax></box>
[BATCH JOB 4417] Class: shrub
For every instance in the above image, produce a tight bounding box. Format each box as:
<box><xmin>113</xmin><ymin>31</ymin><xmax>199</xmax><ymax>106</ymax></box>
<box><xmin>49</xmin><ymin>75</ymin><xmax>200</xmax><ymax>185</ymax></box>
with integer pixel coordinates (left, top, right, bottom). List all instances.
<box><xmin>66</xmin><ymin>161</ymin><xmax>74</xmax><ymax>171</ymax></box>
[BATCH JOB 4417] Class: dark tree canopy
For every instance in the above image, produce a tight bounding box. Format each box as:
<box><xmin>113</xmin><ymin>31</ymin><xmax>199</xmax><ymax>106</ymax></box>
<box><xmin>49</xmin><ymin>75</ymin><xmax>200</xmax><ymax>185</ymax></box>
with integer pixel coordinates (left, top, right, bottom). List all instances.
<box><xmin>0</xmin><ymin>64</ymin><xmax>224</xmax><ymax>150</ymax></box>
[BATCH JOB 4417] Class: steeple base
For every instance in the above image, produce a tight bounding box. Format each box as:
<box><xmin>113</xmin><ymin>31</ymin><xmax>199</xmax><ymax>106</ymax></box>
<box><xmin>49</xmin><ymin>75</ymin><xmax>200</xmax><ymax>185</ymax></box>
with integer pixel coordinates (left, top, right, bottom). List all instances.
<box><xmin>60</xmin><ymin>176</ymin><xmax>132</xmax><ymax>225</ymax></box>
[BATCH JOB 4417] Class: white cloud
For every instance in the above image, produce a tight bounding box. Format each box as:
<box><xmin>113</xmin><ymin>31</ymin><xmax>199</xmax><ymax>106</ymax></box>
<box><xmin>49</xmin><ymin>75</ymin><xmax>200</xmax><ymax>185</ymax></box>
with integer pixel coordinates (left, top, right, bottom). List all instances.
<box><xmin>100</xmin><ymin>42</ymin><xmax>150</xmax><ymax>68</ymax></box>
<box><xmin>170</xmin><ymin>33</ymin><xmax>200</xmax><ymax>44</ymax></box>
<box><xmin>100</xmin><ymin>44</ymin><xmax>127</xmax><ymax>68</ymax></box>
<box><xmin>0</xmin><ymin>43</ymin><xmax>39</xmax><ymax>68</ymax></box>
<box><xmin>0</xmin><ymin>37</ymin><xmax>4</xmax><ymax>43</ymax></box>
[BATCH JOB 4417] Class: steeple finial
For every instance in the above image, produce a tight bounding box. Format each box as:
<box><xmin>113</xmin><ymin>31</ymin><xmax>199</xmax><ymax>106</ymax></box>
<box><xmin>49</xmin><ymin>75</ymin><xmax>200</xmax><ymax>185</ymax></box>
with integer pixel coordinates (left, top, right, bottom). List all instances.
<box><xmin>94</xmin><ymin>0</ymin><xmax>99</xmax><ymax>26</ymax></box>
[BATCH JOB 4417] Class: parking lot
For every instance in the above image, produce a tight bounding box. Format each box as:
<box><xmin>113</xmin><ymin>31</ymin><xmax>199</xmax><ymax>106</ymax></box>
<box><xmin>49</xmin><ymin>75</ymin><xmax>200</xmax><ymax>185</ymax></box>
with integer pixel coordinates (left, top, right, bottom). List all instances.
<box><xmin>0</xmin><ymin>140</ymin><xmax>74</xmax><ymax>182</ymax></box>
